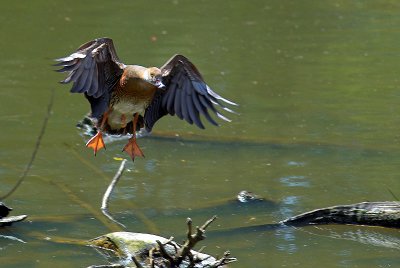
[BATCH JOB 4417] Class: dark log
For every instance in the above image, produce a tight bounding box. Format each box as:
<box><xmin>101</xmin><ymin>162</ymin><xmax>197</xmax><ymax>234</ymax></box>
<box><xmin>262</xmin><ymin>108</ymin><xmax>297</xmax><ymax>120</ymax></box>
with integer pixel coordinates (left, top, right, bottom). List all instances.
<box><xmin>280</xmin><ymin>201</ymin><xmax>400</xmax><ymax>228</ymax></box>
<box><xmin>0</xmin><ymin>202</ymin><xmax>27</xmax><ymax>227</ymax></box>
<box><xmin>0</xmin><ymin>202</ymin><xmax>12</xmax><ymax>218</ymax></box>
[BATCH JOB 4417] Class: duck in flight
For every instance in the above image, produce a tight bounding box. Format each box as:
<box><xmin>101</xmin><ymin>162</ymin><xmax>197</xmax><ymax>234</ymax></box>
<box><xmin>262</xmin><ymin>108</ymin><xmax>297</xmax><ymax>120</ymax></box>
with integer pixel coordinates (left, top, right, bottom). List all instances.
<box><xmin>56</xmin><ymin>37</ymin><xmax>237</xmax><ymax>161</ymax></box>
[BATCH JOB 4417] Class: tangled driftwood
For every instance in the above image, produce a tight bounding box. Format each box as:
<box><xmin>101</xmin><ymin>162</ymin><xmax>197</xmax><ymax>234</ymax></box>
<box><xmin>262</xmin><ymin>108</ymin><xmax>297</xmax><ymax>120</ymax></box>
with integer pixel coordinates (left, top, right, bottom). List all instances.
<box><xmin>88</xmin><ymin>217</ymin><xmax>236</xmax><ymax>268</ymax></box>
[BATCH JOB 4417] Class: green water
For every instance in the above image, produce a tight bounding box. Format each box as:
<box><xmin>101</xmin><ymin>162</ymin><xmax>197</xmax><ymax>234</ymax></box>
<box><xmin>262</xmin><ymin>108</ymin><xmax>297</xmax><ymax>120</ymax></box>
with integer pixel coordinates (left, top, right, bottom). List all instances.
<box><xmin>1</xmin><ymin>0</ymin><xmax>399</xmax><ymax>267</ymax></box>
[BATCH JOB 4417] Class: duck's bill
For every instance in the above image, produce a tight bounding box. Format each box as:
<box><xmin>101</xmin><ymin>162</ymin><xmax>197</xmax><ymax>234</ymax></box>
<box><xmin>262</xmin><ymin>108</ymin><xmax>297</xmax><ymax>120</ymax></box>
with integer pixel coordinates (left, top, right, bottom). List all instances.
<box><xmin>155</xmin><ymin>79</ymin><xmax>165</xmax><ymax>89</ymax></box>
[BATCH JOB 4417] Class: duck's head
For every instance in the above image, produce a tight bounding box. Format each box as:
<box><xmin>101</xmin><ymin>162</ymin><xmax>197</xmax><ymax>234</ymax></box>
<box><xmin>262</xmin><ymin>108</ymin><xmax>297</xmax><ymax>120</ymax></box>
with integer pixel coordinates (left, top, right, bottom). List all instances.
<box><xmin>144</xmin><ymin>67</ymin><xmax>165</xmax><ymax>88</ymax></box>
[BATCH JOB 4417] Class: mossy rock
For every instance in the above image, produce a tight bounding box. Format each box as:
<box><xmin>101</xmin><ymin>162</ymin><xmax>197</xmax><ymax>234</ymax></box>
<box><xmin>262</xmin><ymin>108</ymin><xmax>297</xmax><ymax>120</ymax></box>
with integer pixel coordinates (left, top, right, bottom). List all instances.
<box><xmin>89</xmin><ymin>232</ymin><xmax>229</xmax><ymax>268</ymax></box>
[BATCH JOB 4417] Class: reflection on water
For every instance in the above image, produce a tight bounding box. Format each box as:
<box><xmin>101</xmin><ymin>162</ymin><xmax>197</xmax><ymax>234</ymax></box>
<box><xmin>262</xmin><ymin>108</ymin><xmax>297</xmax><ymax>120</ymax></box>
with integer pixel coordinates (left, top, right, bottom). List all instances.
<box><xmin>279</xmin><ymin>175</ymin><xmax>311</xmax><ymax>188</ymax></box>
<box><xmin>301</xmin><ymin>225</ymin><xmax>400</xmax><ymax>250</ymax></box>
<box><xmin>287</xmin><ymin>161</ymin><xmax>306</xmax><ymax>167</ymax></box>
<box><xmin>144</xmin><ymin>159</ymin><xmax>158</xmax><ymax>173</ymax></box>
<box><xmin>278</xmin><ymin>195</ymin><xmax>301</xmax><ymax>218</ymax></box>
<box><xmin>275</xmin><ymin>226</ymin><xmax>298</xmax><ymax>254</ymax></box>
<box><xmin>330</xmin><ymin>227</ymin><xmax>400</xmax><ymax>250</ymax></box>
<box><xmin>274</xmin><ymin>194</ymin><xmax>301</xmax><ymax>255</ymax></box>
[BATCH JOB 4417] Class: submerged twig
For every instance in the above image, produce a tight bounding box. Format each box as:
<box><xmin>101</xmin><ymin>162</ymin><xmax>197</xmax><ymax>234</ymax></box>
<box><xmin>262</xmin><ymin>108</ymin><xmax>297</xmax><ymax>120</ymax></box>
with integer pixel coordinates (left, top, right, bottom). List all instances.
<box><xmin>0</xmin><ymin>88</ymin><xmax>55</xmax><ymax>200</ymax></box>
<box><xmin>64</xmin><ymin>143</ymin><xmax>110</xmax><ymax>183</ymax></box>
<box><xmin>64</xmin><ymin>144</ymin><xmax>159</xmax><ymax>233</ymax></box>
<box><xmin>0</xmin><ymin>161</ymin><xmax>122</xmax><ymax>232</ymax></box>
<box><xmin>0</xmin><ymin>234</ymin><xmax>26</xmax><ymax>243</ymax></box>
<box><xmin>52</xmin><ymin>180</ymin><xmax>121</xmax><ymax>232</ymax></box>
<box><xmin>29</xmin><ymin>231</ymin><xmax>88</xmax><ymax>246</ymax></box>
<box><xmin>101</xmin><ymin>159</ymin><xmax>127</xmax><ymax>228</ymax></box>
<box><xmin>388</xmin><ymin>189</ymin><xmax>399</xmax><ymax>201</ymax></box>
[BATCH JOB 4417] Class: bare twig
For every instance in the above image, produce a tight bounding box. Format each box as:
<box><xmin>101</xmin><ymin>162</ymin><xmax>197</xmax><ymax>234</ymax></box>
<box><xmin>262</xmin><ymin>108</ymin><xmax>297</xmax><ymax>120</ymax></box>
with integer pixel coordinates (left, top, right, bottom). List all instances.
<box><xmin>101</xmin><ymin>159</ymin><xmax>128</xmax><ymax>228</ymax></box>
<box><xmin>0</xmin><ymin>88</ymin><xmax>55</xmax><ymax>200</ymax></box>
<box><xmin>64</xmin><ymin>144</ymin><xmax>159</xmax><ymax>233</ymax></box>
<box><xmin>149</xmin><ymin>248</ymin><xmax>155</xmax><ymax>268</ymax></box>
<box><xmin>209</xmin><ymin>251</ymin><xmax>237</xmax><ymax>267</ymax></box>
<box><xmin>200</xmin><ymin>215</ymin><xmax>217</xmax><ymax>231</ymax></box>
<box><xmin>139</xmin><ymin>217</ymin><xmax>233</xmax><ymax>267</ymax></box>
<box><xmin>131</xmin><ymin>255</ymin><xmax>144</xmax><ymax>268</ymax></box>
<box><xmin>175</xmin><ymin>215</ymin><xmax>218</xmax><ymax>265</ymax></box>
<box><xmin>165</xmin><ymin>237</ymin><xmax>178</xmax><ymax>252</ymax></box>
<box><xmin>156</xmin><ymin>240</ymin><xmax>175</xmax><ymax>264</ymax></box>
<box><xmin>52</xmin><ymin>180</ymin><xmax>121</xmax><ymax>232</ymax></box>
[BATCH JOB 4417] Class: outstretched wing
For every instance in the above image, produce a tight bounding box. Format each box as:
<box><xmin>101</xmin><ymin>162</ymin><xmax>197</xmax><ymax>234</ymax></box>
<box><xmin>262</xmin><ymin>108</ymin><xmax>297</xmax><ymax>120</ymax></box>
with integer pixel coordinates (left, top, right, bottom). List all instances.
<box><xmin>55</xmin><ymin>37</ymin><xmax>125</xmax><ymax>118</ymax></box>
<box><xmin>144</xmin><ymin>55</ymin><xmax>237</xmax><ymax>132</ymax></box>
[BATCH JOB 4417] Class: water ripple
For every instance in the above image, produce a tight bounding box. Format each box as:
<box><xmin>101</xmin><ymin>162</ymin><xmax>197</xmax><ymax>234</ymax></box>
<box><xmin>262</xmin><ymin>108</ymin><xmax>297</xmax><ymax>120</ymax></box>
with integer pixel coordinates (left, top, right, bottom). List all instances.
<box><xmin>280</xmin><ymin>175</ymin><xmax>311</xmax><ymax>187</ymax></box>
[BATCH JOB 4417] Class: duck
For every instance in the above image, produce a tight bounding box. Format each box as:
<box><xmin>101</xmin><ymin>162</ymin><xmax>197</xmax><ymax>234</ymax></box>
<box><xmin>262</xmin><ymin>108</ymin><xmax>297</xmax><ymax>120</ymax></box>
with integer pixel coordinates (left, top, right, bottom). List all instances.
<box><xmin>56</xmin><ymin>37</ymin><xmax>237</xmax><ymax>161</ymax></box>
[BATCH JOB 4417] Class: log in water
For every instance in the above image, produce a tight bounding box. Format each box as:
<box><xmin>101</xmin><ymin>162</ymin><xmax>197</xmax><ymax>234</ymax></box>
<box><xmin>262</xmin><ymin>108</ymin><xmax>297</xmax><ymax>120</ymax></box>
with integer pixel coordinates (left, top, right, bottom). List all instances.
<box><xmin>280</xmin><ymin>201</ymin><xmax>400</xmax><ymax>228</ymax></box>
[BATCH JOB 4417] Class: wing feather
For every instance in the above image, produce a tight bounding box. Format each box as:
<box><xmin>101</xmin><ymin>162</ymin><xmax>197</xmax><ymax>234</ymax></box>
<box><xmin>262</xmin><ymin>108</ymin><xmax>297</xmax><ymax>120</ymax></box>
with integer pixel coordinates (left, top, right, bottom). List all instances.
<box><xmin>192</xmin><ymin>94</ymin><xmax>219</xmax><ymax>126</ymax></box>
<box><xmin>174</xmin><ymin>84</ymin><xmax>183</xmax><ymax>120</ymax></box>
<box><xmin>55</xmin><ymin>63</ymin><xmax>79</xmax><ymax>73</ymax></box>
<box><xmin>85</xmin><ymin>60</ymin><xmax>96</xmax><ymax>96</ymax></box>
<box><xmin>165</xmin><ymin>86</ymin><xmax>176</xmax><ymax>114</ymax></box>
<box><xmin>186</xmin><ymin>93</ymin><xmax>203</xmax><ymax>128</ymax></box>
<box><xmin>56</xmin><ymin>38</ymin><xmax>125</xmax><ymax>119</ymax></box>
<box><xmin>180</xmin><ymin>79</ymin><xmax>192</xmax><ymax>124</ymax></box>
<box><xmin>144</xmin><ymin>54</ymin><xmax>236</xmax><ymax>131</ymax></box>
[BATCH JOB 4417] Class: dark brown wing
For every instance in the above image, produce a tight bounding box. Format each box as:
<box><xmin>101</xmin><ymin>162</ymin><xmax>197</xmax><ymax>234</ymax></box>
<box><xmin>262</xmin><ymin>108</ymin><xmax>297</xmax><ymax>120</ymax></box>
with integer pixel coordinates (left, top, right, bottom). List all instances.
<box><xmin>144</xmin><ymin>54</ymin><xmax>237</xmax><ymax>132</ymax></box>
<box><xmin>55</xmin><ymin>37</ymin><xmax>125</xmax><ymax>119</ymax></box>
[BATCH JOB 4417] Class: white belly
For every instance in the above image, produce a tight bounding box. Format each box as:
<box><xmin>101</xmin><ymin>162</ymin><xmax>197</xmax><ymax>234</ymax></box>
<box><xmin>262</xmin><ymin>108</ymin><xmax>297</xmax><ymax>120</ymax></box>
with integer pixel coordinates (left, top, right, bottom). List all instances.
<box><xmin>107</xmin><ymin>100</ymin><xmax>146</xmax><ymax>130</ymax></box>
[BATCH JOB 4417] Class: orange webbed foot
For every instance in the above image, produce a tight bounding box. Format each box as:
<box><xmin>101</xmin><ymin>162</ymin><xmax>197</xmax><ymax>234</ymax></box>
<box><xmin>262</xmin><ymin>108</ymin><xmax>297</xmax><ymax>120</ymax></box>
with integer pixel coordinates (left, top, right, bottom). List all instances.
<box><xmin>86</xmin><ymin>131</ymin><xmax>106</xmax><ymax>156</ymax></box>
<box><xmin>123</xmin><ymin>137</ymin><xmax>144</xmax><ymax>161</ymax></box>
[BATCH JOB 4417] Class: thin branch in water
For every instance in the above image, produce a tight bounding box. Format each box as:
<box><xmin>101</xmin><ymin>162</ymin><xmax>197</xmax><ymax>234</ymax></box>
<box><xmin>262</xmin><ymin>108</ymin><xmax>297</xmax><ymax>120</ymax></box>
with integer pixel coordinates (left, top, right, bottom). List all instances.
<box><xmin>64</xmin><ymin>144</ymin><xmax>159</xmax><ymax>233</ymax></box>
<box><xmin>63</xmin><ymin>143</ymin><xmax>110</xmax><ymax>182</ymax></box>
<box><xmin>0</xmin><ymin>88</ymin><xmax>55</xmax><ymax>200</ymax></box>
<box><xmin>1</xmin><ymin>161</ymin><xmax>122</xmax><ymax>232</ymax></box>
<box><xmin>101</xmin><ymin>159</ymin><xmax>128</xmax><ymax>228</ymax></box>
<box><xmin>0</xmin><ymin>234</ymin><xmax>26</xmax><ymax>243</ymax></box>
<box><xmin>388</xmin><ymin>188</ymin><xmax>399</xmax><ymax>201</ymax></box>
<box><xmin>50</xmin><ymin>180</ymin><xmax>122</xmax><ymax>232</ymax></box>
